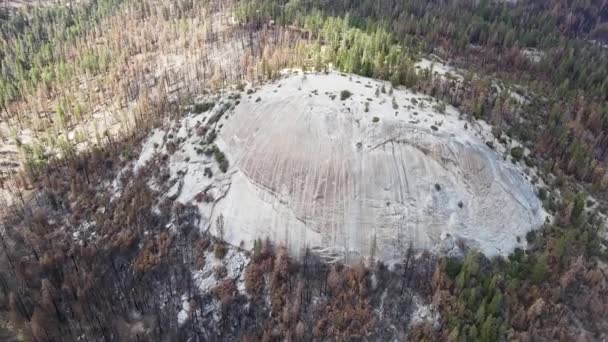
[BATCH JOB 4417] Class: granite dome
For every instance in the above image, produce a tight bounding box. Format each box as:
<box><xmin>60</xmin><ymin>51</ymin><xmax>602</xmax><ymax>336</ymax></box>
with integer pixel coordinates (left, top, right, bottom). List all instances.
<box><xmin>134</xmin><ymin>71</ymin><xmax>546</xmax><ymax>262</ymax></box>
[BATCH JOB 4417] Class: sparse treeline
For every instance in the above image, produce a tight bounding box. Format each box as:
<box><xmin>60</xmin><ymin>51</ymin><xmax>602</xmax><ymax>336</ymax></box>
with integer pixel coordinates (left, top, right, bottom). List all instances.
<box><xmin>236</xmin><ymin>0</ymin><xmax>608</xmax><ymax>99</ymax></box>
<box><xmin>0</xmin><ymin>0</ymin><xmax>219</xmax><ymax>126</ymax></box>
<box><xmin>0</xmin><ymin>0</ymin><xmax>284</xmax><ymax>184</ymax></box>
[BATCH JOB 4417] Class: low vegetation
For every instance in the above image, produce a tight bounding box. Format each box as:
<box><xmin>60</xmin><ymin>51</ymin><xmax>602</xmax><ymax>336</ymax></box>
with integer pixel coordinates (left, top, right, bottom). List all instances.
<box><xmin>339</xmin><ymin>90</ymin><xmax>352</xmax><ymax>101</ymax></box>
<box><xmin>510</xmin><ymin>146</ymin><xmax>525</xmax><ymax>161</ymax></box>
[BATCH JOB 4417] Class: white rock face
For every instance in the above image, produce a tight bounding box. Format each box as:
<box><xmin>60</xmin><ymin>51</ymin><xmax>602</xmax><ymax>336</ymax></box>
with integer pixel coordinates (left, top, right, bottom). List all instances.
<box><xmin>135</xmin><ymin>71</ymin><xmax>546</xmax><ymax>262</ymax></box>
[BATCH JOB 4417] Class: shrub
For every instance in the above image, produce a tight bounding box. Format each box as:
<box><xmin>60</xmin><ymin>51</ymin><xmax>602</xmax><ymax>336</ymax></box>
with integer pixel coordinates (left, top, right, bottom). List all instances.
<box><xmin>445</xmin><ymin>257</ymin><xmax>462</xmax><ymax>279</ymax></box>
<box><xmin>372</xmin><ymin>116</ymin><xmax>380</xmax><ymax>123</ymax></box>
<box><xmin>340</xmin><ymin>90</ymin><xmax>352</xmax><ymax>101</ymax></box>
<box><xmin>214</xmin><ymin>243</ymin><xmax>227</xmax><ymax>259</ymax></box>
<box><xmin>431</xmin><ymin>125</ymin><xmax>439</xmax><ymax>131</ymax></box>
<box><xmin>435</xmin><ymin>183</ymin><xmax>441</xmax><ymax>191</ymax></box>
<box><xmin>537</xmin><ymin>187</ymin><xmax>547</xmax><ymax>200</ymax></box>
<box><xmin>218</xmin><ymin>159</ymin><xmax>229</xmax><ymax>173</ymax></box>
<box><xmin>195</xmin><ymin>191</ymin><xmax>214</xmax><ymax>203</ymax></box>
<box><xmin>204</xmin><ymin>167</ymin><xmax>213</xmax><ymax>178</ymax></box>
<box><xmin>194</xmin><ymin>102</ymin><xmax>214</xmax><ymax>113</ymax></box>
<box><xmin>510</xmin><ymin>146</ymin><xmax>524</xmax><ymax>161</ymax></box>
<box><xmin>166</xmin><ymin>141</ymin><xmax>178</xmax><ymax>155</ymax></box>
<box><xmin>206</xmin><ymin>129</ymin><xmax>217</xmax><ymax>144</ymax></box>
<box><xmin>572</xmin><ymin>193</ymin><xmax>586</xmax><ymax>221</ymax></box>
<box><xmin>214</xmin><ymin>149</ymin><xmax>225</xmax><ymax>163</ymax></box>
<box><xmin>207</xmin><ymin>103</ymin><xmax>231</xmax><ymax>125</ymax></box>
<box><xmin>530</xmin><ymin>254</ymin><xmax>548</xmax><ymax>284</ymax></box>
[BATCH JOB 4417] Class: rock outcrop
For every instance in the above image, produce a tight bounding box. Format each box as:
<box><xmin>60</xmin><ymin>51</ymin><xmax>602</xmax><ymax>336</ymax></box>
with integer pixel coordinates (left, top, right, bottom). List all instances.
<box><xmin>134</xmin><ymin>71</ymin><xmax>546</xmax><ymax>262</ymax></box>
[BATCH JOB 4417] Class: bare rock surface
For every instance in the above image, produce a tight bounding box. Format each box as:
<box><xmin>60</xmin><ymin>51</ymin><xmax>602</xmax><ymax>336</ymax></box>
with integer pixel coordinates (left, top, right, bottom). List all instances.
<box><xmin>133</xmin><ymin>71</ymin><xmax>546</xmax><ymax>262</ymax></box>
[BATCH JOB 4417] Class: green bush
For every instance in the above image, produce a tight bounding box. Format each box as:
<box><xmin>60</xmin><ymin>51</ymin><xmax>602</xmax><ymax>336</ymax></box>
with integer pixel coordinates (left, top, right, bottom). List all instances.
<box><xmin>537</xmin><ymin>188</ymin><xmax>547</xmax><ymax>200</ymax></box>
<box><xmin>194</xmin><ymin>102</ymin><xmax>215</xmax><ymax>113</ymax></box>
<box><xmin>510</xmin><ymin>146</ymin><xmax>524</xmax><ymax>161</ymax></box>
<box><xmin>340</xmin><ymin>90</ymin><xmax>352</xmax><ymax>100</ymax></box>
<box><xmin>214</xmin><ymin>149</ymin><xmax>226</xmax><ymax>163</ymax></box>
<box><xmin>530</xmin><ymin>254</ymin><xmax>548</xmax><ymax>284</ymax></box>
<box><xmin>206</xmin><ymin>129</ymin><xmax>217</xmax><ymax>144</ymax></box>
<box><xmin>445</xmin><ymin>257</ymin><xmax>462</xmax><ymax>279</ymax></box>
<box><xmin>572</xmin><ymin>193</ymin><xmax>586</xmax><ymax>221</ymax></box>
<box><xmin>219</xmin><ymin>159</ymin><xmax>229</xmax><ymax>173</ymax></box>
<box><xmin>213</xmin><ymin>146</ymin><xmax>229</xmax><ymax>172</ymax></box>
